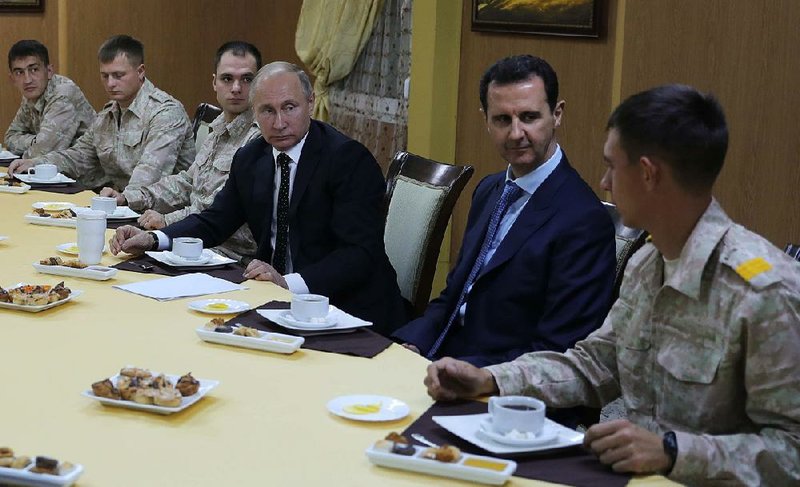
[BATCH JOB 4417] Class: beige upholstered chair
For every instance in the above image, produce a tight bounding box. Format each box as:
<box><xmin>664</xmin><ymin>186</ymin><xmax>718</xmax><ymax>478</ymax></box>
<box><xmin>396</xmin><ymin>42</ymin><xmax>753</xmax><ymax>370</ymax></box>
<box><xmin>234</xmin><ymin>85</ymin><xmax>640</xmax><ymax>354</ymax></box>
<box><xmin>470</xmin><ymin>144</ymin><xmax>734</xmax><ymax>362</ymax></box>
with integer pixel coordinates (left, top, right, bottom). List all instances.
<box><xmin>603</xmin><ymin>202</ymin><xmax>648</xmax><ymax>301</ymax></box>
<box><xmin>384</xmin><ymin>151</ymin><xmax>474</xmax><ymax>317</ymax></box>
<box><xmin>191</xmin><ymin>103</ymin><xmax>223</xmax><ymax>152</ymax></box>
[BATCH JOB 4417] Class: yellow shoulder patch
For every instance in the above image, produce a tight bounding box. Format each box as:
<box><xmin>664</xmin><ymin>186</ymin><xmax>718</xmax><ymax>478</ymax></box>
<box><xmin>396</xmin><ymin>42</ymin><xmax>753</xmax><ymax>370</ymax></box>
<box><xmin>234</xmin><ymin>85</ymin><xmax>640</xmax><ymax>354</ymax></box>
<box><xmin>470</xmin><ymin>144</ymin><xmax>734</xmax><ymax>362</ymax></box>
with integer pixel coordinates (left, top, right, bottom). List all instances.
<box><xmin>735</xmin><ymin>257</ymin><xmax>772</xmax><ymax>282</ymax></box>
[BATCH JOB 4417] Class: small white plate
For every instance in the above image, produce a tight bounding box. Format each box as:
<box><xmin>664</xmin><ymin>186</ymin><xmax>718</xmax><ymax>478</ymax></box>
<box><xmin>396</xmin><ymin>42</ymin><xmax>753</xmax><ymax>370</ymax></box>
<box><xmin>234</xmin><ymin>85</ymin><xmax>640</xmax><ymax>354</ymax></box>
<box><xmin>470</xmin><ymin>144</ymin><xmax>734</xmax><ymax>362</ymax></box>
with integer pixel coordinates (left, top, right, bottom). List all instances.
<box><xmin>432</xmin><ymin>413</ymin><xmax>584</xmax><ymax>454</ymax></box>
<box><xmin>366</xmin><ymin>443</ymin><xmax>516</xmax><ymax>486</ymax></box>
<box><xmin>33</xmin><ymin>262</ymin><xmax>117</xmax><ymax>281</ymax></box>
<box><xmin>81</xmin><ymin>373</ymin><xmax>219</xmax><ymax>415</ymax></box>
<box><xmin>0</xmin><ymin>287</ymin><xmax>83</xmax><ymax>313</ymax></box>
<box><xmin>32</xmin><ymin>201</ymin><xmax>76</xmax><ymax>212</ymax></box>
<box><xmin>477</xmin><ymin>417</ymin><xmax>559</xmax><ymax>447</ymax></box>
<box><xmin>163</xmin><ymin>250</ymin><xmax>213</xmax><ymax>266</ymax></box>
<box><xmin>15</xmin><ymin>173</ymin><xmax>76</xmax><ymax>184</ymax></box>
<box><xmin>188</xmin><ymin>299</ymin><xmax>250</xmax><ymax>314</ymax></box>
<box><xmin>0</xmin><ymin>460</ymin><xmax>84</xmax><ymax>487</ymax></box>
<box><xmin>278</xmin><ymin>310</ymin><xmax>337</xmax><ymax>329</ymax></box>
<box><xmin>327</xmin><ymin>394</ymin><xmax>409</xmax><ymax>422</ymax></box>
<box><xmin>0</xmin><ymin>236</ymin><xmax>7</xmax><ymax>242</ymax></box>
<box><xmin>56</xmin><ymin>242</ymin><xmax>107</xmax><ymax>256</ymax></box>
<box><xmin>195</xmin><ymin>326</ymin><xmax>304</xmax><ymax>354</ymax></box>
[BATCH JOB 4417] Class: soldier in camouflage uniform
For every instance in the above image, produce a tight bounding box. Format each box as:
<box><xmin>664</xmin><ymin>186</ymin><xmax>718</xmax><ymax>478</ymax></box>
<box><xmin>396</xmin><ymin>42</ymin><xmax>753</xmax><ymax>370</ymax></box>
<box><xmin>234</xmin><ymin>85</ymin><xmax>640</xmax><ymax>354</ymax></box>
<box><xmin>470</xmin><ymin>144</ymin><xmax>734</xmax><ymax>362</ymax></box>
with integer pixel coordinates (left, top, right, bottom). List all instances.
<box><xmin>424</xmin><ymin>85</ymin><xmax>800</xmax><ymax>485</ymax></box>
<box><xmin>9</xmin><ymin>35</ymin><xmax>194</xmax><ymax>194</ymax></box>
<box><xmin>3</xmin><ymin>40</ymin><xmax>95</xmax><ymax>158</ymax></box>
<box><xmin>103</xmin><ymin>41</ymin><xmax>262</xmax><ymax>262</ymax></box>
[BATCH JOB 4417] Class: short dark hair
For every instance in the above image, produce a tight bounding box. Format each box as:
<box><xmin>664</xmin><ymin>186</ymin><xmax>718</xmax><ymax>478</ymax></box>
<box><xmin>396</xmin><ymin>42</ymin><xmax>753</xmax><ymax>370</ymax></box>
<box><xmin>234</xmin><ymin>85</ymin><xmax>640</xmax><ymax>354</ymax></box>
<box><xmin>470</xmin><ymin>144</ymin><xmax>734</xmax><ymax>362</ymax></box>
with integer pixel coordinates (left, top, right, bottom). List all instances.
<box><xmin>98</xmin><ymin>35</ymin><xmax>144</xmax><ymax>66</ymax></box>
<box><xmin>607</xmin><ymin>84</ymin><xmax>728</xmax><ymax>193</ymax></box>
<box><xmin>479</xmin><ymin>54</ymin><xmax>559</xmax><ymax>113</ymax></box>
<box><xmin>8</xmin><ymin>39</ymin><xmax>49</xmax><ymax>70</ymax></box>
<box><xmin>214</xmin><ymin>41</ymin><xmax>262</xmax><ymax>72</ymax></box>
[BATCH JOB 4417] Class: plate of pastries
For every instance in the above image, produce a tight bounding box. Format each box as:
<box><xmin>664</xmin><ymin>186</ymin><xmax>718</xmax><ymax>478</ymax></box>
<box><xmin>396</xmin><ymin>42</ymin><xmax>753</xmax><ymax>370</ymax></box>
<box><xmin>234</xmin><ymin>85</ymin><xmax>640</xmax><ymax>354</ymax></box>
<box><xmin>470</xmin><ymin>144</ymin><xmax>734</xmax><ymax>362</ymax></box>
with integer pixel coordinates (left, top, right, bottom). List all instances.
<box><xmin>0</xmin><ymin>282</ymin><xmax>82</xmax><ymax>312</ymax></box>
<box><xmin>83</xmin><ymin>366</ymin><xmax>219</xmax><ymax>415</ymax></box>
<box><xmin>0</xmin><ymin>447</ymin><xmax>84</xmax><ymax>487</ymax></box>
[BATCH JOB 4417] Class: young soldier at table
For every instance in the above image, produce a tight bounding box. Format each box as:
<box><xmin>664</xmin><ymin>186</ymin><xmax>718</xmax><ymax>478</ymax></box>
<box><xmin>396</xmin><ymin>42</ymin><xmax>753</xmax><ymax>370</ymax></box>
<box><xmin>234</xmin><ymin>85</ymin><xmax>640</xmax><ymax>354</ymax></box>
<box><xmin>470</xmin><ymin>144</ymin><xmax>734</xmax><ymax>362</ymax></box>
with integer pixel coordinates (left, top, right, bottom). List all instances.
<box><xmin>100</xmin><ymin>41</ymin><xmax>262</xmax><ymax>263</ymax></box>
<box><xmin>4</xmin><ymin>40</ymin><xmax>95</xmax><ymax>158</ymax></box>
<box><xmin>109</xmin><ymin>61</ymin><xmax>407</xmax><ymax>335</ymax></box>
<box><xmin>9</xmin><ymin>35</ymin><xmax>194</xmax><ymax>193</ymax></box>
<box><xmin>393</xmin><ymin>55</ymin><xmax>615</xmax><ymax>367</ymax></box>
<box><xmin>423</xmin><ymin>85</ymin><xmax>800</xmax><ymax>485</ymax></box>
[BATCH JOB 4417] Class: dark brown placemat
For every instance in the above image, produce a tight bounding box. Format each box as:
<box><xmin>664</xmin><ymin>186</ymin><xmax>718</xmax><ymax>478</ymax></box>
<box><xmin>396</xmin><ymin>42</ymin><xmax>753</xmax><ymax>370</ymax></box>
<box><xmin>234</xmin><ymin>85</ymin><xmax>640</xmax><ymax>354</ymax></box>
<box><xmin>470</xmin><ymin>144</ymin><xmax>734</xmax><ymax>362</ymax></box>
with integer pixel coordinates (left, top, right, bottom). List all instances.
<box><xmin>402</xmin><ymin>400</ymin><xmax>630</xmax><ymax>487</ymax></box>
<box><xmin>113</xmin><ymin>254</ymin><xmax>247</xmax><ymax>284</ymax></box>
<box><xmin>28</xmin><ymin>183</ymin><xmax>86</xmax><ymax>194</ymax></box>
<box><xmin>221</xmin><ymin>300</ymin><xmax>392</xmax><ymax>358</ymax></box>
<box><xmin>106</xmin><ymin>219</ymin><xmax>140</xmax><ymax>230</ymax></box>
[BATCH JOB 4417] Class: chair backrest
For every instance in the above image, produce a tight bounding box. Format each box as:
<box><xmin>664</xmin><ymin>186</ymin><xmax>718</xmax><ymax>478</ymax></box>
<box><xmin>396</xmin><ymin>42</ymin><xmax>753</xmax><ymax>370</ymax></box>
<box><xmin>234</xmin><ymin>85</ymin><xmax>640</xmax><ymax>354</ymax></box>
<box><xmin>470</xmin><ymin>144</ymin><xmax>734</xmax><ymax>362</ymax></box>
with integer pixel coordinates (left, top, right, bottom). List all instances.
<box><xmin>192</xmin><ymin>103</ymin><xmax>223</xmax><ymax>152</ymax></box>
<box><xmin>784</xmin><ymin>243</ymin><xmax>800</xmax><ymax>261</ymax></box>
<box><xmin>603</xmin><ymin>202</ymin><xmax>648</xmax><ymax>300</ymax></box>
<box><xmin>384</xmin><ymin>151</ymin><xmax>474</xmax><ymax>317</ymax></box>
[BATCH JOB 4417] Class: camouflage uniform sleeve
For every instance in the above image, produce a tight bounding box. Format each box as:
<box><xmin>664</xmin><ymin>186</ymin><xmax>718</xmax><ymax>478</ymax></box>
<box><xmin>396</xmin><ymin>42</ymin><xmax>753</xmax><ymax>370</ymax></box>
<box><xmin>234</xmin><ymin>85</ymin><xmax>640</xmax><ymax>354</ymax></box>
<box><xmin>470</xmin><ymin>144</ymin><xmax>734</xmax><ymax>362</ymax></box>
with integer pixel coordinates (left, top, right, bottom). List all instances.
<box><xmin>485</xmin><ymin>312</ymin><xmax>621</xmax><ymax>408</ymax></box>
<box><xmin>669</xmin><ymin>289</ymin><xmax>800</xmax><ymax>485</ymax></box>
<box><xmin>121</xmin><ymin>105</ymin><xmax>194</xmax><ymax>196</ymax></box>
<box><xmin>22</xmin><ymin>94</ymin><xmax>87</xmax><ymax>159</ymax></box>
<box><xmin>36</xmin><ymin>125</ymin><xmax>99</xmax><ymax>179</ymax></box>
<box><xmin>3</xmin><ymin>105</ymin><xmax>36</xmax><ymax>155</ymax></box>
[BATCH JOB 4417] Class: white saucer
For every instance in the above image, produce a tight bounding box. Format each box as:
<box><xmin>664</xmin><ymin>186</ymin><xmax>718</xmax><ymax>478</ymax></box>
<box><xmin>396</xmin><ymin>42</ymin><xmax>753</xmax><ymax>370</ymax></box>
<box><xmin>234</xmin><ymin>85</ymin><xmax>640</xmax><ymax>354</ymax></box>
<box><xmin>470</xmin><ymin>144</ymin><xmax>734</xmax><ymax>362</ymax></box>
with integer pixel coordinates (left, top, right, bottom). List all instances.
<box><xmin>327</xmin><ymin>394</ymin><xmax>409</xmax><ymax>422</ymax></box>
<box><xmin>278</xmin><ymin>310</ymin><xmax>337</xmax><ymax>329</ymax></box>
<box><xmin>477</xmin><ymin>417</ymin><xmax>559</xmax><ymax>447</ymax></box>
<box><xmin>164</xmin><ymin>250</ymin><xmax>212</xmax><ymax>265</ymax></box>
<box><xmin>188</xmin><ymin>298</ymin><xmax>250</xmax><ymax>315</ymax></box>
<box><xmin>32</xmin><ymin>201</ymin><xmax>76</xmax><ymax>212</ymax></box>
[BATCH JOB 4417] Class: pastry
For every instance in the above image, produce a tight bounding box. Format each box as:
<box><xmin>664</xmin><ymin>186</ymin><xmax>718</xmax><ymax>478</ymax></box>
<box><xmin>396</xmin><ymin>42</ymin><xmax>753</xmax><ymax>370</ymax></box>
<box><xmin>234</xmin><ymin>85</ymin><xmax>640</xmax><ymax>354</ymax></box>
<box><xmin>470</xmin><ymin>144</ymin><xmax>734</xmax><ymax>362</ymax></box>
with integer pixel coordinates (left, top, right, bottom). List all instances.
<box><xmin>153</xmin><ymin>388</ymin><xmax>182</xmax><ymax>407</ymax></box>
<box><xmin>30</xmin><ymin>456</ymin><xmax>59</xmax><ymax>474</ymax></box>
<box><xmin>176</xmin><ymin>373</ymin><xmax>200</xmax><ymax>396</ymax></box>
<box><xmin>131</xmin><ymin>388</ymin><xmax>156</xmax><ymax>405</ymax></box>
<box><xmin>120</xmin><ymin>367</ymin><xmax>152</xmax><ymax>378</ymax></box>
<box><xmin>0</xmin><ymin>447</ymin><xmax>12</xmax><ymax>458</ymax></box>
<box><xmin>59</xmin><ymin>461</ymin><xmax>75</xmax><ymax>475</ymax></box>
<box><xmin>204</xmin><ymin>317</ymin><xmax>226</xmax><ymax>330</ymax></box>
<box><xmin>421</xmin><ymin>445</ymin><xmax>461</xmax><ymax>463</ymax></box>
<box><xmin>11</xmin><ymin>456</ymin><xmax>31</xmax><ymax>469</ymax></box>
<box><xmin>91</xmin><ymin>378</ymin><xmax>121</xmax><ymax>400</ymax></box>
<box><xmin>0</xmin><ymin>457</ymin><xmax>13</xmax><ymax>467</ymax></box>
<box><xmin>233</xmin><ymin>326</ymin><xmax>259</xmax><ymax>337</ymax></box>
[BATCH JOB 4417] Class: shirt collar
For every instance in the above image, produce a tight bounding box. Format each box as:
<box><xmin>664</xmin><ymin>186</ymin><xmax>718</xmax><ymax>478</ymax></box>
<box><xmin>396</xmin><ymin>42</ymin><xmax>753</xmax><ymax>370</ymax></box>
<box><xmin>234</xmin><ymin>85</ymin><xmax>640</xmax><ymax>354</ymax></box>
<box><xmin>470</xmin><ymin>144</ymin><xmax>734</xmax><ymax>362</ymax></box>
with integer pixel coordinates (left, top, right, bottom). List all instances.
<box><xmin>271</xmin><ymin>130</ymin><xmax>309</xmax><ymax>164</ymax></box>
<box><xmin>504</xmin><ymin>144</ymin><xmax>562</xmax><ymax>195</ymax></box>
<box><xmin>210</xmin><ymin>108</ymin><xmax>255</xmax><ymax>138</ymax></box>
<box><xmin>113</xmin><ymin>78</ymin><xmax>153</xmax><ymax>118</ymax></box>
<box><xmin>29</xmin><ymin>74</ymin><xmax>58</xmax><ymax>113</ymax></box>
<box><xmin>663</xmin><ymin>198</ymin><xmax>733</xmax><ymax>298</ymax></box>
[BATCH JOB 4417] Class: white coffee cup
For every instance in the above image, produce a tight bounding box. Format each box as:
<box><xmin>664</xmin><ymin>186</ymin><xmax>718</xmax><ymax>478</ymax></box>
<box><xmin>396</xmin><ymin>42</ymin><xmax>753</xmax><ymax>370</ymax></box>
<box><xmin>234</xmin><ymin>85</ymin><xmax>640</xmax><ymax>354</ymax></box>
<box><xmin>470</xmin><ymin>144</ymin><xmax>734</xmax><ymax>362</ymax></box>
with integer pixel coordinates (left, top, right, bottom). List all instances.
<box><xmin>76</xmin><ymin>210</ymin><xmax>107</xmax><ymax>265</ymax></box>
<box><xmin>91</xmin><ymin>196</ymin><xmax>117</xmax><ymax>215</ymax></box>
<box><xmin>27</xmin><ymin>163</ymin><xmax>58</xmax><ymax>181</ymax></box>
<box><xmin>290</xmin><ymin>294</ymin><xmax>329</xmax><ymax>322</ymax></box>
<box><xmin>488</xmin><ymin>396</ymin><xmax>546</xmax><ymax>435</ymax></box>
<box><xmin>172</xmin><ymin>237</ymin><xmax>203</xmax><ymax>260</ymax></box>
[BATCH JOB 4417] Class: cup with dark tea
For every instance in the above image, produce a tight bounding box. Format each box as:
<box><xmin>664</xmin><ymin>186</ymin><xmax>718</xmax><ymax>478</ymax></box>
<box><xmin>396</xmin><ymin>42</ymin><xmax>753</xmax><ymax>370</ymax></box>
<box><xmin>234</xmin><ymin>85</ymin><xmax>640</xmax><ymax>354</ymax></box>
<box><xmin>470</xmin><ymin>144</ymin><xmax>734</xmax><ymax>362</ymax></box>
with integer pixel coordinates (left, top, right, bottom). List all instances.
<box><xmin>488</xmin><ymin>396</ymin><xmax>546</xmax><ymax>436</ymax></box>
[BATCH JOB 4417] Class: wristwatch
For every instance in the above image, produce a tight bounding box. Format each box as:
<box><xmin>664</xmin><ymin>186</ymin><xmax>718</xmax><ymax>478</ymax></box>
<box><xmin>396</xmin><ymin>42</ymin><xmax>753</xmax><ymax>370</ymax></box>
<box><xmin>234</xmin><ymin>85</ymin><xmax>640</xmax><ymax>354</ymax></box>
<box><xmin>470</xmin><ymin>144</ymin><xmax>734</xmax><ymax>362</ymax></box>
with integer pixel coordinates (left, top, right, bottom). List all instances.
<box><xmin>146</xmin><ymin>231</ymin><xmax>159</xmax><ymax>251</ymax></box>
<box><xmin>662</xmin><ymin>431</ymin><xmax>678</xmax><ymax>474</ymax></box>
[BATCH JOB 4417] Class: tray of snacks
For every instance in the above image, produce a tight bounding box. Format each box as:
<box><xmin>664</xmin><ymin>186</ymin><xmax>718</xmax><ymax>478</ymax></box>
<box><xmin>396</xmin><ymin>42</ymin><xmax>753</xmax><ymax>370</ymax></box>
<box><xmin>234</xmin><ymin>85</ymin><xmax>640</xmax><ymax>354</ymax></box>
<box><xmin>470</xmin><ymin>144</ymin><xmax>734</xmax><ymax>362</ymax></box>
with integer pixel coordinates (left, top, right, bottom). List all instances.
<box><xmin>0</xmin><ymin>282</ymin><xmax>81</xmax><ymax>312</ymax></box>
<box><xmin>25</xmin><ymin>208</ymin><xmax>78</xmax><ymax>228</ymax></box>
<box><xmin>0</xmin><ymin>175</ymin><xmax>30</xmax><ymax>194</ymax></box>
<box><xmin>196</xmin><ymin>318</ymin><xmax>304</xmax><ymax>354</ymax></box>
<box><xmin>0</xmin><ymin>449</ymin><xmax>84</xmax><ymax>487</ymax></box>
<box><xmin>33</xmin><ymin>257</ymin><xmax>117</xmax><ymax>281</ymax></box>
<box><xmin>366</xmin><ymin>432</ymin><xmax>516</xmax><ymax>485</ymax></box>
<box><xmin>82</xmin><ymin>367</ymin><xmax>218</xmax><ymax>415</ymax></box>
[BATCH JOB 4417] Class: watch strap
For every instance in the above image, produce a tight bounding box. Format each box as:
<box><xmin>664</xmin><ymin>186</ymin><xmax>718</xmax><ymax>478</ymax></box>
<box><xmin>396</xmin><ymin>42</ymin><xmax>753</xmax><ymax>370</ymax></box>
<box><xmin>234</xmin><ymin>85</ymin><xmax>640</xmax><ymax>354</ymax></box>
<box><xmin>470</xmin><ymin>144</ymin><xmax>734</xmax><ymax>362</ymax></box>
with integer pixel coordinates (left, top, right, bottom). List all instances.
<box><xmin>662</xmin><ymin>430</ymin><xmax>678</xmax><ymax>475</ymax></box>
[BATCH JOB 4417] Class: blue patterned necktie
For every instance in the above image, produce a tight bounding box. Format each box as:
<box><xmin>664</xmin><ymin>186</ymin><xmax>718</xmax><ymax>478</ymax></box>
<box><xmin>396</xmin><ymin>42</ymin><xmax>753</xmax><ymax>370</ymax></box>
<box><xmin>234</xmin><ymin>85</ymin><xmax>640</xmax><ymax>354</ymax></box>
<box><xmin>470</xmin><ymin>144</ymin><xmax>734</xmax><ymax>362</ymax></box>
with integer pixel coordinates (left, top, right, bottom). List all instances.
<box><xmin>427</xmin><ymin>181</ymin><xmax>525</xmax><ymax>358</ymax></box>
<box><xmin>272</xmin><ymin>153</ymin><xmax>291</xmax><ymax>274</ymax></box>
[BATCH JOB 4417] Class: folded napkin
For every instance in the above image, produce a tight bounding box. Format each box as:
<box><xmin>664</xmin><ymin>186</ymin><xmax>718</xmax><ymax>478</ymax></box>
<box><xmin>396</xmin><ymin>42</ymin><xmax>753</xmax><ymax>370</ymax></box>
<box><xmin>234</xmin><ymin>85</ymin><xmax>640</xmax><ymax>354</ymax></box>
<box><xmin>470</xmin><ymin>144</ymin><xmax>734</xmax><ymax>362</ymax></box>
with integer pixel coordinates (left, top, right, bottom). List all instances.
<box><xmin>402</xmin><ymin>400</ymin><xmax>630</xmax><ymax>487</ymax></box>
<box><xmin>223</xmin><ymin>301</ymin><xmax>392</xmax><ymax>358</ymax></box>
<box><xmin>113</xmin><ymin>272</ymin><xmax>247</xmax><ymax>301</ymax></box>
<box><xmin>113</xmin><ymin>254</ymin><xmax>247</xmax><ymax>284</ymax></box>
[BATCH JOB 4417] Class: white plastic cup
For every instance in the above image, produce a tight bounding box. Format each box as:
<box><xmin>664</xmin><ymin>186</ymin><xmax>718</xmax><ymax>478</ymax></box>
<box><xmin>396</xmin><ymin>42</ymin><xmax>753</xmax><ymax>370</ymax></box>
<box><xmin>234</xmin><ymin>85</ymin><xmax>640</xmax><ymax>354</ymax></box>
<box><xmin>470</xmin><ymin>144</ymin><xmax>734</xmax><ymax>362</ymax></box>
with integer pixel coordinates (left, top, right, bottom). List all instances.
<box><xmin>290</xmin><ymin>294</ymin><xmax>329</xmax><ymax>322</ymax></box>
<box><xmin>488</xmin><ymin>396</ymin><xmax>546</xmax><ymax>435</ymax></box>
<box><xmin>172</xmin><ymin>237</ymin><xmax>203</xmax><ymax>260</ymax></box>
<box><xmin>28</xmin><ymin>163</ymin><xmax>58</xmax><ymax>180</ymax></box>
<box><xmin>76</xmin><ymin>210</ymin><xmax>107</xmax><ymax>265</ymax></box>
<box><xmin>91</xmin><ymin>196</ymin><xmax>117</xmax><ymax>215</ymax></box>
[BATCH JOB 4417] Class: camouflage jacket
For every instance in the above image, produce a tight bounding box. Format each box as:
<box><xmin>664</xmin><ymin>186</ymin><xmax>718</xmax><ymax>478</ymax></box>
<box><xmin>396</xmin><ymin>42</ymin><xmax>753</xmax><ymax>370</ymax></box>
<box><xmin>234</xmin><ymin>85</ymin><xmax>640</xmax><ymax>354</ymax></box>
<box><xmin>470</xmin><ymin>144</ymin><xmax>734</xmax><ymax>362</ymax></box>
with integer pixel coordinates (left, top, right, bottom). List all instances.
<box><xmin>3</xmin><ymin>74</ymin><xmax>95</xmax><ymax>158</ymax></box>
<box><xmin>35</xmin><ymin>78</ymin><xmax>194</xmax><ymax>190</ymax></box>
<box><xmin>125</xmin><ymin>110</ymin><xmax>260</xmax><ymax>260</ymax></box>
<box><xmin>487</xmin><ymin>199</ymin><xmax>800</xmax><ymax>486</ymax></box>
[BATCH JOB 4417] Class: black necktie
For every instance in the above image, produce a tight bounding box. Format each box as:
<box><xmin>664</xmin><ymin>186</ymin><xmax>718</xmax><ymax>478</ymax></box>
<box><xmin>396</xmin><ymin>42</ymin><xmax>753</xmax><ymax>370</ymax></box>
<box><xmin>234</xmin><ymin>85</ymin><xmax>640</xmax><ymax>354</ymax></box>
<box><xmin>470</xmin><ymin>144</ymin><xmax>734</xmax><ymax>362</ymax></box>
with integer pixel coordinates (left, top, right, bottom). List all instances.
<box><xmin>272</xmin><ymin>153</ymin><xmax>291</xmax><ymax>274</ymax></box>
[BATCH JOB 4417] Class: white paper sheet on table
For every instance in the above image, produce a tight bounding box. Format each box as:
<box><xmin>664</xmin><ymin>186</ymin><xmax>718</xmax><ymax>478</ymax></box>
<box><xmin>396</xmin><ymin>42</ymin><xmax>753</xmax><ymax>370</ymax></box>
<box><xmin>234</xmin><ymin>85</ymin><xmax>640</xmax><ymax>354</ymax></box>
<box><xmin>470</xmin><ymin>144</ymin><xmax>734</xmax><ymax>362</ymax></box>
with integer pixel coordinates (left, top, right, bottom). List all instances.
<box><xmin>113</xmin><ymin>273</ymin><xmax>247</xmax><ymax>301</ymax></box>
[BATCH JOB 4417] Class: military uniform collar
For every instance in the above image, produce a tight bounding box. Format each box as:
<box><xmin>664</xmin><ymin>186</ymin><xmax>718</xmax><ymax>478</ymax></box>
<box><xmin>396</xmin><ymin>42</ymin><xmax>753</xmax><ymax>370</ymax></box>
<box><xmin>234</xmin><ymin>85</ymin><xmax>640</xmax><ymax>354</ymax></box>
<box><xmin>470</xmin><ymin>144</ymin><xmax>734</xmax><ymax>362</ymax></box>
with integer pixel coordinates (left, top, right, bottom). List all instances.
<box><xmin>662</xmin><ymin>198</ymin><xmax>733</xmax><ymax>298</ymax></box>
<box><xmin>111</xmin><ymin>78</ymin><xmax>153</xmax><ymax>118</ymax></box>
<box><xmin>209</xmin><ymin>108</ymin><xmax>255</xmax><ymax>138</ymax></box>
<box><xmin>28</xmin><ymin>73</ymin><xmax>60</xmax><ymax>113</ymax></box>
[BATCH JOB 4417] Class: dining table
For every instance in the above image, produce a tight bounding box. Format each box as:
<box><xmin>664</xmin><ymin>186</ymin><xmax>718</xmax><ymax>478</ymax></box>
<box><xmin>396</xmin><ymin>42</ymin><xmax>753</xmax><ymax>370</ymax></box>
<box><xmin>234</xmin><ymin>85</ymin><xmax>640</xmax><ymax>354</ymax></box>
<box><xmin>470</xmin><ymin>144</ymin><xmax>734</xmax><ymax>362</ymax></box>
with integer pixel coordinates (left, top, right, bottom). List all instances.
<box><xmin>0</xmin><ymin>187</ymin><xmax>678</xmax><ymax>486</ymax></box>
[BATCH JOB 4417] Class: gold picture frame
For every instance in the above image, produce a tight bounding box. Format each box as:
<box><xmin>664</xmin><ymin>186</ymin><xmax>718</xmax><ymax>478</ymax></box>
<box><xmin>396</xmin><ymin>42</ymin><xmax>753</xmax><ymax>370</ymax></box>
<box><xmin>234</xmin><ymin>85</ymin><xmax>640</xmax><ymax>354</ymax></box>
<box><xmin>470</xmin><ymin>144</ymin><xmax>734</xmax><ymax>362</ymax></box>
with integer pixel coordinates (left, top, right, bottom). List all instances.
<box><xmin>0</xmin><ymin>0</ymin><xmax>44</xmax><ymax>12</ymax></box>
<box><xmin>473</xmin><ymin>0</ymin><xmax>602</xmax><ymax>38</ymax></box>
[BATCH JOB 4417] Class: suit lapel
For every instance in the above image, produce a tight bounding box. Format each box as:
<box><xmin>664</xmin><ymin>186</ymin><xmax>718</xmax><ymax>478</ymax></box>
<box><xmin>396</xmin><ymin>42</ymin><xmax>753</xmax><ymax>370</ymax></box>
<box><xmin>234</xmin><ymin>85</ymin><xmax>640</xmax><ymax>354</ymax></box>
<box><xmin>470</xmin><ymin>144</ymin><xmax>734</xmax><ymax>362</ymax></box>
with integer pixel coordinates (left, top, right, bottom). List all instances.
<box><xmin>476</xmin><ymin>158</ymin><xmax>571</xmax><ymax>279</ymax></box>
<box><xmin>288</xmin><ymin>121</ymin><xmax>321</xmax><ymax>219</ymax></box>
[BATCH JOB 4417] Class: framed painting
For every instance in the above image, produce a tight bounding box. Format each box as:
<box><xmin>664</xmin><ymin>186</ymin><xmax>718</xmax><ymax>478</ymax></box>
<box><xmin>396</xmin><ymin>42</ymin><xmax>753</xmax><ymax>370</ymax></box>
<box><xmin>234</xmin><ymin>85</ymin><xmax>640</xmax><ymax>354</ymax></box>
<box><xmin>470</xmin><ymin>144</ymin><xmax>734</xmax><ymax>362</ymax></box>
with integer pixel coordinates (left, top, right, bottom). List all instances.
<box><xmin>473</xmin><ymin>0</ymin><xmax>602</xmax><ymax>38</ymax></box>
<box><xmin>0</xmin><ymin>0</ymin><xmax>44</xmax><ymax>12</ymax></box>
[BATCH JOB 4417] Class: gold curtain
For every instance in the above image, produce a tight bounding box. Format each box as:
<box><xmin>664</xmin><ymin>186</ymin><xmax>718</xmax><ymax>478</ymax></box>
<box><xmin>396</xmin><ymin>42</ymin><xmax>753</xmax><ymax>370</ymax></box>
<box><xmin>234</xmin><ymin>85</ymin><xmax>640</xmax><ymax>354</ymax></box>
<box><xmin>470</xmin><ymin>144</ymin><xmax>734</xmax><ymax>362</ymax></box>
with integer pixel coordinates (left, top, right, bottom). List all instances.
<box><xmin>295</xmin><ymin>0</ymin><xmax>384</xmax><ymax>121</ymax></box>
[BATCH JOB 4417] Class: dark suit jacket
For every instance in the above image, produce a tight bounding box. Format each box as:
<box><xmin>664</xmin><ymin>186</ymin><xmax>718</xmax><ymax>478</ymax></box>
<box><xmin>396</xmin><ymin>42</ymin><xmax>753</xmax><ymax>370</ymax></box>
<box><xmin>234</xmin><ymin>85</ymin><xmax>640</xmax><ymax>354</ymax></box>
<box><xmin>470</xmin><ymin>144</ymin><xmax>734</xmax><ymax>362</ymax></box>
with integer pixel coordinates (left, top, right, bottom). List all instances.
<box><xmin>163</xmin><ymin>120</ymin><xmax>407</xmax><ymax>335</ymax></box>
<box><xmin>393</xmin><ymin>155</ymin><xmax>616</xmax><ymax>366</ymax></box>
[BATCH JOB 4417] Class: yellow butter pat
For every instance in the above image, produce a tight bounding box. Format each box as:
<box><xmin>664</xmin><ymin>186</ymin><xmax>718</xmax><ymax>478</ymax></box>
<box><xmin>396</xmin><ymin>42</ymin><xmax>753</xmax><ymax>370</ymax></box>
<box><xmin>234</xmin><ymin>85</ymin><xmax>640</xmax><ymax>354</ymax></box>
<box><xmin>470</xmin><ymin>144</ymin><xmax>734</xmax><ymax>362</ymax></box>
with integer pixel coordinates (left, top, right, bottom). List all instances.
<box><xmin>463</xmin><ymin>457</ymin><xmax>509</xmax><ymax>471</ymax></box>
<box><xmin>205</xmin><ymin>303</ymin><xmax>230</xmax><ymax>311</ymax></box>
<box><xmin>343</xmin><ymin>403</ymin><xmax>381</xmax><ymax>414</ymax></box>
